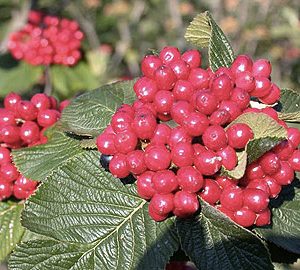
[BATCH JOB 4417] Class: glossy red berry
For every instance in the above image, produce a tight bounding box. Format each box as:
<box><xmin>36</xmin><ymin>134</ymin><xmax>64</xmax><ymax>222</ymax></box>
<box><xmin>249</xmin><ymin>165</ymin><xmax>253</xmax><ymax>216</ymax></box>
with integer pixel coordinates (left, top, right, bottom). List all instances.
<box><xmin>154</xmin><ymin>65</ymin><xmax>176</xmax><ymax>90</ymax></box>
<box><xmin>153</xmin><ymin>90</ymin><xmax>174</xmax><ymax>113</ymax></box>
<box><xmin>0</xmin><ymin>147</ymin><xmax>11</xmax><ymax>164</ymax></box>
<box><xmin>244</xmin><ymin>162</ymin><xmax>264</xmax><ymax>181</ymax></box>
<box><xmin>152</xmin><ymin>170</ymin><xmax>178</xmax><ymax>194</ymax></box>
<box><xmin>114</xmin><ymin>130</ymin><xmax>138</xmax><ymax>154</ymax></box>
<box><xmin>230</xmin><ymin>55</ymin><xmax>253</xmax><ymax>76</ymax></box>
<box><xmin>0</xmin><ymin>180</ymin><xmax>13</xmax><ymax>200</ymax></box>
<box><xmin>287</xmin><ymin>127</ymin><xmax>300</xmax><ymax>148</ymax></box>
<box><xmin>252</xmin><ymin>59</ymin><xmax>272</xmax><ymax>77</ymax></box>
<box><xmin>188</xmin><ymin>68</ymin><xmax>210</xmax><ymax>89</ymax></box>
<box><xmin>168</xmin><ymin>126</ymin><xmax>192</xmax><ymax>149</ymax></box>
<box><xmin>194</xmin><ymin>90</ymin><xmax>218</xmax><ymax>115</ymax></box>
<box><xmin>230</xmin><ymin>87</ymin><xmax>250</xmax><ymax>110</ymax></box>
<box><xmin>141</xmin><ymin>55</ymin><xmax>163</xmax><ymax>78</ymax></box>
<box><xmin>148</xmin><ymin>203</ymin><xmax>168</xmax><ymax>221</ymax></box>
<box><xmin>272</xmin><ymin>161</ymin><xmax>294</xmax><ymax>185</ymax></box>
<box><xmin>132</xmin><ymin>108</ymin><xmax>157</xmax><ymax>139</ymax></box>
<box><xmin>226</xmin><ymin>123</ymin><xmax>253</xmax><ymax>149</ymax></box>
<box><xmin>209</xmin><ymin>109</ymin><xmax>230</xmax><ymax>126</ymax></box>
<box><xmin>144</xmin><ymin>145</ymin><xmax>171</xmax><ymax>171</ymax></box>
<box><xmin>133</xmin><ymin>77</ymin><xmax>158</xmax><ymax>102</ymax></box>
<box><xmin>126</xmin><ymin>150</ymin><xmax>146</xmax><ymax>175</ymax></box>
<box><xmin>0</xmin><ymin>109</ymin><xmax>16</xmax><ymax>126</ymax></box>
<box><xmin>211</xmin><ymin>74</ymin><xmax>233</xmax><ymax>101</ymax></box>
<box><xmin>251</xmin><ymin>76</ymin><xmax>271</xmax><ymax>97</ymax></box>
<box><xmin>96</xmin><ymin>133</ymin><xmax>117</xmax><ymax>155</ymax></box>
<box><xmin>233</xmin><ymin>207</ymin><xmax>256</xmax><ymax>227</ymax></box>
<box><xmin>0</xmin><ymin>163</ymin><xmax>19</xmax><ymax>182</ymax></box>
<box><xmin>182</xmin><ymin>112</ymin><xmax>209</xmax><ymax>137</ymax></box>
<box><xmin>199</xmin><ymin>178</ymin><xmax>222</xmax><ymax>205</ymax></box>
<box><xmin>194</xmin><ymin>149</ymin><xmax>222</xmax><ymax>175</ymax></box>
<box><xmin>259</xmin><ymin>152</ymin><xmax>281</xmax><ymax>175</ymax></box>
<box><xmin>137</xmin><ymin>171</ymin><xmax>155</xmax><ymax>199</ymax></box>
<box><xmin>13</xmin><ymin>185</ymin><xmax>34</xmax><ymax>200</ymax></box>
<box><xmin>31</xmin><ymin>93</ymin><xmax>51</xmax><ymax>111</ymax></box>
<box><xmin>243</xmin><ymin>188</ymin><xmax>269</xmax><ymax>213</ymax></box>
<box><xmin>258</xmin><ymin>83</ymin><xmax>280</xmax><ymax>105</ymax></box>
<box><xmin>159</xmin><ymin>46</ymin><xmax>181</xmax><ymax>65</ymax></box>
<box><xmin>109</xmin><ymin>154</ymin><xmax>130</xmax><ymax>178</ymax></box>
<box><xmin>151</xmin><ymin>124</ymin><xmax>171</xmax><ymax>145</ymax></box>
<box><xmin>216</xmin><ymin>176</ymin><xmax>236</xmax><ymax>189</ymax></box>
<box><xmin>202</xmin><ymin>125</ymin><xmax>227</xmax><ymax>151</ymax></box>
<box><xmin>171</xmin><ymin>142</ymin><xmax>194</xmax><ymax>167</ymax></box>
<box><xmin>20</xmin><ymin>121</ymin><xmax>40</xmax><ymax>144</ymax></box>
<box><xmin>181</xmin><ymin>49</ymin><xmax>201</xmax><ymax>68</ymax></box>
<box><xmin>265</xmin><ymin>176</ymin><xmax>282</xmax><ymax>198</ymax></box>
<box><xmin>177</xmin><ymin>166</ymin><xmax>203</xmax><ymax>193</ymax></box>
<box><xmin>218</xmin><ymin>101</ymin><xmax>242</xmax><ymax>122</ymax></box>
<box><xmin>14</xmin><ymin>175</ymin><xmax>38</xmax><ymax>191</ymax></box>
<box><xmin>246</xmin><ymin>179</ymin><xmax>270</xmax><ymax>195</ymax></box>
<box><xmin>289</xmin><ymin>150</ymin><xmax>300</xmax><ymax>171</ymax></box>
<box><xmin>173</xmin><ymin>80</ymin><xmax>194</xmax><ymax>101</ymax></box>
<box><xmin>150</xmin><ymin>193</ymin><xmax>174</xmax><ymax>215</ymax></box>
<box><xmin>193</xmin><ymin>143</ymin><xmax>206</xmax><ymax>157</ymax></box>
<box><xmin>234</xmin><ymin>71</ymin><xmax>255</xmax><ymax>92</ymax></box>
<box><xmin>0</xmin><ymin>125</ymin><xmax>20</xmax><ymax>144</ymax></box>
<box><xmin>37</xmin><ymin>109</ymin><xmax>60</xmax><ymax>127</ymax></box>
<box><xmin>170</xmin><ymin>59</ymin><xmax>190</xmax><ymax>80</ymax></box>
<box><xmin>17</xmin><ymin>100</ymin><xmax>38</xmax><ymax>121</ymax></box>
<box><xmin>219</xmin><ymin>186</ymin><xmax>244</xmax><ymax>211</ymax></box>
<box><xmin>217</xmin><ymin>145</ymin><xmax>237</xmax><ymax>170</ymax></box>
<box><xmin>272</xmin><ymin>140</ymin><xmax>294</xmax><ymax>161</ymax></box>
<box><xmin>255</xmin><ymin>208</ymin><xmax>271</xmax><ymax>226</ymax></box>
<box><xmin>4</xmin><ymin>92</ymin><xmax>21</xmax><ymax>112</ymax></box>
<box><xmin>173</xmin><ymin>190</ymin><xmax>199</xmax><ymax>218</ymax></box>
<box><xmin>111</xmin><ymin>112</ymin><xmax>132</xmax><ymax>133</ymax></box>
<box><xmin>171</xmin><ymin>101</ymin><xmax>193</xmax><ymax>125</ymax></box>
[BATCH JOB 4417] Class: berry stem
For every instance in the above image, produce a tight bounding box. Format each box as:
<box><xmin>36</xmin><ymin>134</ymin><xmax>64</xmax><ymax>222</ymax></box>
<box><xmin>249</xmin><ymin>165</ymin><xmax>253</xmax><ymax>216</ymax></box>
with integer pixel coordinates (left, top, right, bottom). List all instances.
<box><xmin>43</xmin><ymin>65</ymin><xmax>52</xmax><ymax>96</ymax></box>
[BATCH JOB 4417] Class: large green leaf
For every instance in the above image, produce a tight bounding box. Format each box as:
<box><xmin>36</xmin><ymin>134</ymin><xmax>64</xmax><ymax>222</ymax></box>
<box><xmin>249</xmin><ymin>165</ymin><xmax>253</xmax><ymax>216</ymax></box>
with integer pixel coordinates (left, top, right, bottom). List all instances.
<box><xmin>9</xmin><ymin>150</ymin><xmax>179</xmax><ymax>270</ymax></box>
<box><xmin>0</xmin><ymin>60</ymin><xmax>43</xmax><ymax>97</ymax></box>
<box><xmin>185</xmin><ymin>11</ymin><xmax>235</xmax><ymax>71</ymax></box>
<box><xmin>277</xmin><ymin>88</ymin><xmax>300</xmax><ymax>122</ymax></box>
<box><xmin>0</xmin><ymin>202</ymin><xmax>25</xmax><ymax>262</ymax></box>
<box><xmin>176</xmin><ymin>200</ymin><xmax>274</xmax><ymax>270</ymax></box>
<box><xmin>255</xmin><ymin>181</ymin><xmax>300</xmax><ymax>254</ymax></box>
<box><xmin>61</xmin><ymin>79</ymin><xmax>136</xmax><ymax>137</ymax></box>
<box><xmin>12</xmin><ymin>131</ymin><xmax>84</xmax><ymax>182</ymax></box>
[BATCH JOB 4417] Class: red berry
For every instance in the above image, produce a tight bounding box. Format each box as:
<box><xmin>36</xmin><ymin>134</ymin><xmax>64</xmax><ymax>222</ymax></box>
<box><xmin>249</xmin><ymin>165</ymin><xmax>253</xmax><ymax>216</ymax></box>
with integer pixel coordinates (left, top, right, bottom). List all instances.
<box><xmin>194</xmin><ymin>149</ymin><xmax>222</xmax><ymax>175</ymax></box>
<box><xmin>144</xmin><ymin>145</ymin><xmax>171</xmax><ymax>171</ymax></box>
<box><xmin>193</xmin><ymin>143</ymin><xmax>206</xmax><ymax>157</ymax></box>
<box><xmin>230</xmin><ymin>87</ymin><xmax>251</xmax><ymax>110</ymax></box>
<box><xmin>0</xmin><ymin>125</ymin><xmax>20</xmax><ymax>144</ymax></box>
<box><xmin>233</xmin><ymin>207</ymin><xmax>256</xmax><ymax>227</ymax></box>
<box><xmin>265</xmin><ymin>176</ymin><xmax>282</xmax><ymax>198</ymax></box>
<box><xmin>168</xmin><ymin>126</ymin><xmax>192</xmax><ymax>149</ymax></box>
<box><xmin>194</xmin><ymin>90</ymin><xmax>218</xmax><ymax>115</ymax></box>
<box><xmin>14</xmin><ymin>175</ymin><xmax>38</xmax><ymax>191</ymax></box>
<box><xmin>246</xmin><ymin>179</ymin><xmax>270</xmax><ymax>195</ymax></box>
<box><xmin>261</xmin><ymin>107</ymin><xmax>278</xmax><ymax>121</ymax></box>
<box><xmin>151</xmin><ymin>124</ymin><xmax>171</xmax><ymax>145</ymax></box>
<box><xmin>177</xmin><ymin>166</ymin><xmax>203</xmax><ymax>193</ymax></box>
<box><xmin>173</xmin><ymin>80</ymin><xmax>194</xmax><ymax>101</ymax></box>
<box><xmin>287</xmin><ymin>127</ymin><xmax>300</xmax><ymax>148</ymax></box>
<box><xmin>173</xmin><ymin>190</ymin><xmax>199</xmax><ymax>218</ymax></box>
<box><xmin>154</xmin><ymin>65</ymin><xmax>176</xmax><ymax>90</ymax></box>
<box><xmin>111</xmin><ymin>112</ymin><xmax>132</xmax><ymax>133</ymax></box>
<box><xmin>148</xmin><ymin>203</ymin><xmax>168</xmax><ymax>222</ymax></box>
<box><xmin>226</xmin><ymin>123</ymin><xmax>253</xmax><ymax>149</ymax></box>
<box><xmin>0</xmin><ymin>180</ymin><xmax>13</xmax><ymax>200</ymax></box>
<box><xmin>258</xmin><ymin>83</ymin><xmax>280</xmax><ymax>105</ymax></box>
<box><xmin>0</xmin><ymin>163</ymin><xmax>19</xmax><ymax>182</ymax></box>
<box><xmin>132</xmin><ymin>108</ymin><xmax>157</xmax><ymax>140</ymax></box>
<box><xmin>230</xmin><ymin>55</ymin><xmax>253</xmax><ymax>76</ymax></box>
<box><xmin>252</xmin><ymin>59</ymin><xmax>272</xmax><ymax>77</ymax></box>
<box><xmin>171</xmin><ymin>101</ymin><xmax>193</xmax><ymax>125</ymax></box>
<box><xmin>37</xmin><ymin>109</ymin><xmax>60</xmax><ymax>127</ymax></box>
<box><xmin>272</xmin><ymin>161</ymin><xmax>294</xmax><ymax>185</ymax></box>
<box><xmin>0</xmin><ymin>109</ymin><xmax>16</xmax><ymax>126</ymax></box>
<box><xmin>234</xmin><ymin>71</ymin><xmax>255</xmax><ymax>92</ymax></box>
<box><xmin>255</xmin><ymin>208</ymin><xmax>271</xmax><ymax>226</ymax></box>
<box><xmin>217</xmin><ymin>145</ymin><xmax>237</xmax><ymax>170</ymax></box>
<box><xmin>188</xmin><ymin>68</ymin><xmax>210</xmax><ymax>89</ymax></box>
<box><xmin>218</xmin><ymin>101</ymin><xmax>242</xmax><ymax>122</ymax></box>
<box><xmin>251</xmin><ymin>76</ymin><xmax>271</xmax><ymax>97</ymax></box>
<box><xmin>133</xmin><ymin>77</ymin><xmax>158</xmax><ymax>102</ymax></box>
<box><xmin>209</xmin><ymin>109</ymin><xmax>230</xmax><ymax>126</ymax></box>
<box><xmin>16</xmin><ymin>100</ymin><xmax>38</xmax><ymax>121</ymax></box>
<box><xmin>152</xmin><ymin>170</ymin><xmax>178</xmax><ymax>194</ymax></box>
<box><xmin>243</xmin><ymin>188</ymin><xmax>269</xmax><ymax>213</ymax></box>
<box><xmin>0</xmin><ymin>147</ymin><xmax>11</xmax><ymax>164</ymax></box>
<box><xmin>220</xmin><ymin>186</ymin><xmax>244</xmax><ymax>211</ymax></box>
<box><xmin>211</xmin><ymin>74</ymin><xmax>233</xmax><ymax>101</ymax></box>
<box><xmin>114</xmin><ymin>130</ymin><xmax>138</xmax><ymax>154</ymax></box>
<box><xmin>289</xmin><ymin>150</ymin><xmax>300</xmax><ymax>171</ymax></box>
<box><xmin>170</xmin><ymin>59</ymin><xmax>190</xmax><ymax>80</ymax></box>
<box><xmin>182</xmin><ymin>112</ymin><xmax>209</xmax><ymax>137</ymax></box>
<box><xmin>153</xmin><ymin>90</ymin><xmax>174</xmax><ymax>113</ymax></box>
<box><xmin>150</xmin><ymin>193</ymin><xmax>174</xmax><ymax>215</ymax></box>
<box><xmin>171</xmin><ymin>142</ymin><xmax>194</xmax><ymax>167</ymax></box>
<box><xmin>199</xmin><ymin>178</ymin><xmax>222</xmax><ymax>205</ymax></box>
<box><xmin>96</xmin><ymin>133</ymin><xmax>117</xmax><ymax>155</ymax></box>
<box><xmin>259</xmin><ymin>152</ymin><xmax>281</xmax><ymax>175</ymax></box>
<box><xmin>216</xmin><ymin>176</ymin><xmax>236</xmax><ymax>189</ymax></box>
<box><xmin>49</xmin><ymin>96</ymin><xmax>58</xmax><ymax>109</ymax></box>
<box><xmin>126</xmin><ymin>150</ymin><xmax>146</xmax><ymax>175</ymax></box>
<box><xmin>13</xmin><ymin>185</ymin><xmax>34</xmax><ymax>200</ymax></box>
<box><xmin>181</xmin><ymin>49</ymin><xmax>201</xmax><ymax>68</ymax></box>
<box><xmin>20</xmin><ymin>121</ymin><xmax>40</xmax><ymax>144</ymax></box>
<box><xmin>137</xmin><ymin>171</ymin><xmax>155</xmax><ymax>199</ymax></box>
<box><xmin>159</xmin><ymin>46</ymin><xmax>181</xmax><ymax>65</ymax></box>
<box><xmin>109</xmin><ymin>154</ymin><xmax>130</xmax><ymax>178</ymax></box>
<box><xmin>31</xmin><ymin>93</ymin><xmax>51</xmax><ymax>111</ymax></box>
<box><xmin>59</xmin><ymin>100</ymin><xmax>70</xmax><ymax>112</ymax></box>
<box><xmin>202</xmin><ymin>125</ymin><xmax>227</xmax><ymax>151</ymax></box>
<box><xmin>272</xmin><ymin>140</ymin><xmax>294</xmax><ymax>161</ymax></box>
<box><xmin>4</xmin><ymin>92</ymin><xmax>21</xmax><ymax>112</ymax></box>
<box><xmin>141</xmin><ymin>55</ymin><xmax>163</xmax><ymax>78</ymax></box>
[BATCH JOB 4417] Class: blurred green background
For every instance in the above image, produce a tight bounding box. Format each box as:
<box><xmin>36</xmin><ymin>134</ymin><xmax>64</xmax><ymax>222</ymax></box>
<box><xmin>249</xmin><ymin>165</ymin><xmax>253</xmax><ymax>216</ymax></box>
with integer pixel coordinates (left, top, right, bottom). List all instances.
<box><xmin>0</xmin><ymin>0</ymin><xmax>299</xmax><ymax>101</ymax></box>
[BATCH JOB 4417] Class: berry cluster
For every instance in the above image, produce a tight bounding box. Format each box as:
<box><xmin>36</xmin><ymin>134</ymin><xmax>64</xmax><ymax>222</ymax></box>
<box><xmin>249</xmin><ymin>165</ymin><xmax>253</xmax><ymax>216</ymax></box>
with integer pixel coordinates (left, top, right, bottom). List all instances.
<box><xmin>0</xmin><ymin>92</ymin><xmax>69</xmax><ymax>201</ymax></box>
<box><xmin>97</xmin><ymin>47</ymin><xmax>300</xmax><ymax>227</ymax></box>
<box><xmin>8</xmin><ymin>10</ymin><xmax>84</xmax><ymax>66</ymax></box>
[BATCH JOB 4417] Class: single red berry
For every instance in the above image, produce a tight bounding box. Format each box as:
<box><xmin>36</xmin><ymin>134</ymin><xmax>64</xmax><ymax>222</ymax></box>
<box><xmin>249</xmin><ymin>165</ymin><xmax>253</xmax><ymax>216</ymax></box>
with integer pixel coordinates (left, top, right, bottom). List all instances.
<box><xmin>141</xmin><ymin>55</ymin><xmax>163</xmax><ymax>78</ymax></box>
<box><xmin>20</xmin><ymin>121</ymin><xmax>40</xmax><ymax>144</ymax></box>
<box><xmin>168</xmin><ymin>126</ymin><xmax>192</xmax><ymax>149</ymax></box>
<box><xmin>173</xmin><ymin>190</ymin><xmax>199</xmax><ymax>218</ymax></box>
<box><xmin>177</xmin><ymin>166</ymin><xmax>203</xmax><ymax>193</ymax></box>
<box><xmin>199</xmin><ymin>178</ymin><xmax>222</xmax><ymax>205</ymax></box>
<box><xmin>255</xmin><ymin>208</ymin><xmax>271</xmax><ymax>226</ymax></box>
<box><xmin>132</xmin><ymin>108</ymin><xmax>157</xmax><ymax>139</ymax></box>
<box><xmin>0</xmin><ymin>125</ymin><xmax>20</xmax><ymax>144</ymax></box>
<box><xmin>287</xmin><ymin>127</ymin><xmax>300</xmax><ymax>149</ymax></box>
<box><xmin>265</xmin><ymin>176</ymin><xmax>282</xmax><ymax>198</ymax></box>
<box><xmin>210</xmin><ymin>74</ymin><xmax>233</xmax><ymax>101</ymax></box>
<box><xmin>137</xmin><ymin>171</ymin><xmax>155</xmax><ymax>199</ymax></box>
<box><xmin>14</xmin><ymin>175</ymin><xmax>38</xmax><ymax>191</ymax></box>
<box><xmin>31</xmin><ymin>93</ymin><xmax>51</xmax><ymax>111</ymax></box>
<box><xmin>133</xmin><ymin>77</ymin><xmax>158</xmax><ymax>102</ymax></box>
<box><xmin>152</xmin><ymin>170</ymin><xmax>178</xmax><ymax>194</ymax></box>
<box><xmin>233</xmin><ymin>207</ymin><xmax>256</xmax><ymax>227</ymax></box>
<box><xmin>209</xmin><ymin>109</ymin><xmax>230</xmax><ymax>126</ymax></box>
<box><xmin>245</xmin><ymin>163</ymin><xmax>265</xmax><ymax>180</ymax></box>
<box><xmin>258</xmin><ymin>83</ymin><xmax>281</xmax><ymax>105</ymax></box>
<box><xmin>0</xmin><ymin>147</ymin><xmax>11</xmax><ymax>164</ymax></box>
<box><xmin>216</xmin><ymin>176</ymin><xmax>236</xmax><ymax>189</ymax></box>
<box><xmin>217</xmin><ymin>145</ymin><xmax>237</xmax><ymax>170</ymax></box>
<box><xmin>109</xmin><ymin>154</ymin><xmax>130</xmax><ymax>178</ymax></box>
<box><xmin>49</xmin><ymin>96</ymin><xmax>58</xmax><ymax>110</ymax></box>
<box><xmin>0</xmin><ymin>163</ymin><xmax>19</xmax><ymax>182</ymax></box>
<box><xmin>173</xmin><ymin>80</ymin><xmax>194</xmax><ymax>101</ymax></box>
<box><xmin>150</xmin><ymin>124</ymin><xmax>171</xmax><ymax>145</ymax></box>
<box><xmin>230</xmin><ymin>87</ymin><xmax>251</xmax><ymax>110</ymax></box>
<box><xmin>16</xmin><ymin>100</ymin><xmax>38</xmax><ymax>121</ymax></box>
<box><xmin>182</xmin><ymin>112</ymin><xmax>209</xmax><ymax>137</ymax></box>
<box><xmin>150</xmin><ymin>192</ymin><xmax>174</xmax><ymax>215</ymax></box>
<box><xmin>246</xmin><ymin>179</ymin><xmax>270</xmax><ymax>195</ymax></box>
<box><xmin>252</xmin><ymin>59</ymin><xmax>272</xmax><ymax>77</ymax></box>
<box><xmin>144</xmin><ymin>145</ymin><xmax>171</xmax><ymax>171</ymax></box>
<box><xmin>188</xmin><ymin>68</ymin><xmax>210</xmax><ymax>89</ymax></box>
<box><xmin>272</xmin><ymin>140</ymin><xmax>294</xmax><ymax>161</ymax></box>
<box><xmin>96</xmin><ymin>133</ymin><xmax>117</xmax><ymax>155</ymax></box>
<box><xmin>111</xmin><ymin>112</ymin><xmax>133</xmax><ymax>133</ymax></box>
<box><xmin>219</xmin><ymin>186</ymin><xmax>244</xmax><ymax>211</ymax></box>
<box><xmin>0</xmin><ymin>109</ymin><xmax>16</xmax><ymax>126</ymax></box>
<box><xmin>202</xmin><ymin>125</ymin><xmax>228</xmax><ymax>151</ymax></box>
<box><xmin>13</xmin><ymin>185</ymin><xmax>33</xmax><ymax>200</ymax></box>
<box><xmin>194</xmin><ymin>149</ymin><xmax>222</xmax><ymax>175</ymax></box>
<box><xmin>171</xmin><ymin>101</ymin><xmax>193</xmax><ymax>125</ymax></box>
<box><xmin>159</xmin><ymin>46</ymin><xmax>181</xmax><ymax>65</ymax></box>
<box><xmin>259</xmin><ymin>152</ymin><xmax>281</xmax><ymax>175</ymax></box>
<box><xmin>226</xmin><ymin>123</ymin><xmax>253</xmax><ymax>149</ymax></box>
<box><xmin>272</xmin><ymin>161</ymin><xmax>294</xmax><ymax>185</ymax></box>
<box><xmin>218</xmin><ymin>101</ymin><xmax>242</xmax><ymax>122</ymax></box>
<box><xmin>230</xmin><ymin>55</ymin><xmax>253</xmax><ymax>76</ymax></box>
<box><xmin>154</xmin><ymin>65</ymin><xmax>177</xmax><ymax>90</ymax></box>
<box><xmin>194</xmin><ymin>90</ymin><xmax>219</xmax><ymax>115</ymax></box>
<box><xmin>59</xmin><ymin>99</ymin><xmax>70</xmax><ymax>112</ymax></box>
<box><xmin>148</xmin><ymin>203</ymin><xmax>168</xmax><ymax>222</ymax></box>
<box><xmin>4</xmin><ymin>92</ymin><xmax>21</xmax><ymax>112</ymax></box>
<box><xmin>181</xmin><ymin>49</ymin><xmax>201</xmax><ymax>68</ymax></box>
<box><xmin>114</xmin><ymin>130</ymin><xmax>138</xmax><ymax>154</ymax></box>
<box><xmin>153</xmin><ymin>90</ymin><xmax>174</xmax><ymax>113</ymax></box>
<box><xmin>214</xmin><ymin>67</ymin><xmax>234</xmax><ymax>81</ymax></box>
<box><xmin>37</xmin><ymin>109</ymin><xmax>60</xmax><ymax>128</ymax></box>
<box><xmin>251</xmin><ymin>76</ymin><xmax>272</xmax><ymax>97</ymax></box>
<box><xmin>0</xmin><ymin>180</ymin><xmax>13</xmax><ymax>200</ymax></box>
<box><xmin>193</xmin><ymin>143</ymin><xmax>206</xmax><ymax>157</ymax></box>
<box><xmin>170</xmin><ymin>59</ymin><xmax>190</xmax><ymax>80</ymax></box>
<box><xmin>171</xmin><ymin>142</ymin><xmax>194</xmax><ymax>167</ymax></box>
<box><xmin>243</xmin><ymin>188</ymin><xmax>269</xmax><ymax>213</ymax></box>
<box><xmin>289</xmin><ymin>149</ymin><xmax>300</xmax><ymax>172</ymax></box>
<box><xmin>234</xmin><ymin>71</ymin><xmax>255</xmax><ymax>92</ymax></box>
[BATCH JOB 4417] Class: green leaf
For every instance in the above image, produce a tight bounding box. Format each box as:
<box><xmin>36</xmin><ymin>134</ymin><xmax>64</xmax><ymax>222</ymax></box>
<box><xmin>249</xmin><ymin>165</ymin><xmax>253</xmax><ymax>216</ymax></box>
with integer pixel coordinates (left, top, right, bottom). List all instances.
<box><xmin>255</xmin><ymin>182</ymin><xmax>300</xmax><ymax>254</ymax></box>
<box><xmin>176</xmin><ymin>199</ymin><xmax>274</xmax><ymax>270</ymax></box>
<box><xmin>221</xmin><ymin>150</ymin><xmax>247</xmax><ymax>180</ymax></box>
<box><xmin>12</xmin><ymin>131</ymin><xmax>84</xmax><ymax>181</ymax></box>
<box><xmin>10</xmin><ymin>150</ymin><xmax>179</xmax><ymax>270</ymax></box>
<box><xmin>228</xmin><ymin>112</ymin><xmax>287</xmax><ymax>164</ymax></box>
<box><xmin>185</xmin><ymin>11</ymin><xmax>235</xmax><ymax>71</ymax></box>
<box><xmin>278</xmin><ymin>88</ymin><xmax>300</xmax><ymax>122</ymax></box>
<box><xmin>61</xmin><ymin>80</ymin><xmax>136</xmax><ymax>137</ymax></box>
<box><xmin>0</xmin><ymin>202</ymin><xmax>25</xmax><ymax>262</ymax></box>
<box><xmin>0</xmin><ymin>60</ymin><xmax>43</xmax><ymax>97</ymax></box>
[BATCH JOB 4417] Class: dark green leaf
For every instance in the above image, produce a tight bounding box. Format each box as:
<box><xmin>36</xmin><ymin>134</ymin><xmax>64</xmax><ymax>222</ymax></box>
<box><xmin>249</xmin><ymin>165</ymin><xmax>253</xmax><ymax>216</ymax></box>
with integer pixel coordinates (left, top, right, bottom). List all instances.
<box><xmin>12</xmin><ymin>131</ymin><xmax>84</xmax><ymax>181</ymax></box>
<box><xmin>0</xmin><ymin>202</ymin><xmax>25</xmax><ymax>262</ymax></box>
<box><xmin>177</xmin><ymin>199</ymin><xmax>273</xmax><ymax>270</ymax></box>
<box><xmin>10</xmin><ymin>151</ymin><xmax>179</xmax><ymax>270</ymax></box>
<box><xmin>277</xmin><ymin>88</ymin><xmax>300</xmax><ymax>122</ymax></box>
<box><xmin>61</xmin><ymin>80</ymin><xmax>136</xmax><ymax>137</ymax></box>
<box><xmin>185</xmin><ymin>11</ymin><xmax>235</xmax><ymax>71</ymax></box>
